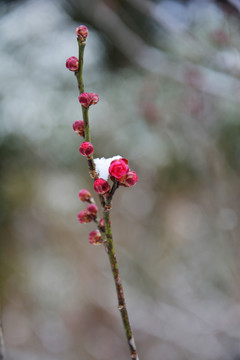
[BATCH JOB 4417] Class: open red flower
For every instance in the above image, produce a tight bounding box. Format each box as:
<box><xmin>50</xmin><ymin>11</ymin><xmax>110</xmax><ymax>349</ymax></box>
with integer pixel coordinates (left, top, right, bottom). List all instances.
<box><xmin>109</xmin><ymin>158</ymin><xmax>129</xmax><ymax>180</ymax></box>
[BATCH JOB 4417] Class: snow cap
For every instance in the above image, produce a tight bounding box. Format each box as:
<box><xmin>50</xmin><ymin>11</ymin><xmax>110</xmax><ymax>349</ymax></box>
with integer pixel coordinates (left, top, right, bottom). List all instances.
<box><xmin>94</xmin><ymin>156</ymin><xmax>122</xmax><ymax>180</ymax></box>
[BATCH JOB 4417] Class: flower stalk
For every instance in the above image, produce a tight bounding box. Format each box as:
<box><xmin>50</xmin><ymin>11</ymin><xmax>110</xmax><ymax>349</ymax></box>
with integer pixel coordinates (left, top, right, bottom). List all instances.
<box><xmin>103</xmin><ymin>209</ymin><xmax>138</xmax><ymax>359</ymax></box>
<box><xmin>67</xmin><ymin>26</ymin><xmax>139</xmax><ymax>359</ymax></box>
<box><xmin>76</xmin><ymin>39</ymin><xmax>85</xmax><ymax>93</ymax></box>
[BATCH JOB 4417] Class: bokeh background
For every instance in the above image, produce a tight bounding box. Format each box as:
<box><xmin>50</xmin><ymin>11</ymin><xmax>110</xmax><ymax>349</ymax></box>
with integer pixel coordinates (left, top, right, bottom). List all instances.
<box><xmin>1</xmin><ymin>0</ymin><xmax>240</xmax><ymax>359</ymax></box>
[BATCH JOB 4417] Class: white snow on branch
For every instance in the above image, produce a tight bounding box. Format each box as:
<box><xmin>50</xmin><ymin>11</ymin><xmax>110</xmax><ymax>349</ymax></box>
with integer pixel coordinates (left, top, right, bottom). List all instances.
<box><xmin>94</xmin><ymin>156</ymin><xmax>122</xmax><ymax>180</ymax></box>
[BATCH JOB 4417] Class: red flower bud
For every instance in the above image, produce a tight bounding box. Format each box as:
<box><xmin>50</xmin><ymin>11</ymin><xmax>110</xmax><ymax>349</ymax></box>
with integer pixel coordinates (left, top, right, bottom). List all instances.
<box><xmin>87</xmin><ymin>204</ymin><xmax>98</xmax><ymax>217</ymax></box>
<box><xmin>79</xmin><ymin>142</ymin><xmax>94</xmax><ymax>157</ymax></box>
<box><xmin>93</xmin><ymin>178</ymin><xmax>110</xmax><ymax>195</ymax></box>
<box><xmin>73</xmin><ymin>120</ymin><xmax>84</xmax><ymax>136</ymax></box>
<box><xmin>89</xmin><ymin>230</ymin><xmax>103</xmax><ymax>245</ymax></box>
<box><xmin>75</xmin><ymin>25</ymin><xmax>88</xmax><ymax>41</ymax></box>
<box><xmin>99</xmin><ymin>218</ymin><xmax>105</xmax><ymax>231</ymax></box>
<box><xmin>119</xmin><ymin>171</ymin><xmax>138</xmax><ymax>187</ymax></box>
<box><xmin>66</xmin><ymin>56</ymin><xmax>79</xmax><ymax>71</ymax></box>
<box><xmin>78</xmin><ymin>92</ymin><xmax>99</xmax><ymax>108</ymax></box>
<box><xmin>89</xmin><ymin>93</ymin><xmax>99</xmax><ymax>105</ymax></box>
<box><xmin>77</xmin><ymin>210</ymin><xmax>92</xmax><ymax>224</ymax></box>
<box><xmin>109</xmin><ymin>158</ymin><xmax>129</xmax><ymax>180</ymax></box>
<box><xmin>78</xmin><ymin>189</ymin><xmax>92</xmax><ymax>202</ymax></box>
<box><xmin>99</xmin><ymin>218</ymin><xmax>111</xmax><ymax>232</ymax></box>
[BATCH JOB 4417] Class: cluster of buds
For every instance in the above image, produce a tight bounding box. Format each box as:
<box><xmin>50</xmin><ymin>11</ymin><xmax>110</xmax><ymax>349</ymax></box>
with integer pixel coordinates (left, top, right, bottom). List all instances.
<box><xmin>93</xmin><ymin>158</ymin><xmax>138</xmax><ymax>195</ymax></box>
<box><xmin>109</xmin><ymin>158</ymin><xmax>138</xmax><ymax>187</ymax></box>
<box><xmin>78</xmin><ymin>190</ymin><xmax>103</xmax><ymax>245</ymax></box>
<box><xmin>67</xmin><ymin>25</ymin><xmax>138</xmax><ymax>247</ymax></box>
<box><xmin>77</xmin><ymin>203</ymin><xmax>98</xmax><ymax>224</ymax></box>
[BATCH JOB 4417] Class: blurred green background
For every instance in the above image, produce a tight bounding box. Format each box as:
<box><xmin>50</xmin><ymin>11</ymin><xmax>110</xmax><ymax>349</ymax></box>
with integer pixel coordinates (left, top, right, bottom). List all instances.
<box><xmin>1</xmin><ymin>0</ymin><xmax>240</xmax><ymax>359</ymax></box>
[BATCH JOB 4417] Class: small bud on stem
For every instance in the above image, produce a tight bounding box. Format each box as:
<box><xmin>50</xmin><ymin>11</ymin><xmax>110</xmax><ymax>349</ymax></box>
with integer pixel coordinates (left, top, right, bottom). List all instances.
<box><xmin>66</xmin><ymin>56</ymin><xmax>79</xmax><ymax>72</ymax></box>
<box><xmin>76</xmin><ymin>25</ymin><xmax>88</xmax><ymax>41</ymax></box>
<box><xmin>119</xmin><ymin>171</ymin><xmax>138</xmax><ymax>187</ymax></box>
<box><xmin>78</xmin><ymin>189</ymin><xmax>92</xmax><ymax>202</ymax></box>
<box><xmin>73</xmin><ymin>120</ymin><xmax>85</xmax><ymax>136</ymax></box>
<box><xmin>94</xmin><ymin>178</ymin><xmax>110</xmax><ymax>195</ymax></box>
<box><xmin>89</xmin><ymin>230</ymin><xmax>103</xmax><ymax>245</ymax></box>
<box><xmin>79</xmin><ymin>142</ymin><xmax>94</xmax><ymax>157</ymax></box>
<box><xmin>79</xmin><ymin>92</ymin><xmax>99</xmax><ymax>108</ymax></box>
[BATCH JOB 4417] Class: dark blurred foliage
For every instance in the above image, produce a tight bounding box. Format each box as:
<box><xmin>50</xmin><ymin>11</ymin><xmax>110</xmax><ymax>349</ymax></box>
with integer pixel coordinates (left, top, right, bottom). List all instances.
<box><xmin>61</xmin><ymin>0</ymin><xmax>240</xmax><ymax>68</ymax></box>
<box><xmin>1</xmin><ymin>0</ymin><xmax>240</xmax><ymax>359</ymax></box>
<box><xmin>218</xmin><ymin>122</ymin><xmax>240</xmax><ymax>172</ymax></box>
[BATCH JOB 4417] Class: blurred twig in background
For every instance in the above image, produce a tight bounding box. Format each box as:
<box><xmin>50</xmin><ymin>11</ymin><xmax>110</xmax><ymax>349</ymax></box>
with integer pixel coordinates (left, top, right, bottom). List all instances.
<box><xmin>63</xmin><ymin>0</ymin><xmax>240</xmax><ymax>102</ymax></box>
<box><xmin>0</xmin><ymin>321</ymin><xmax>5</xmax><ymax>360</ymax></box>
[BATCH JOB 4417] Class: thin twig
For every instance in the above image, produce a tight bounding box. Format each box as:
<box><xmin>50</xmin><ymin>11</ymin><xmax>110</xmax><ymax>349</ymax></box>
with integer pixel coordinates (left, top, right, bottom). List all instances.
<box><xmin>0</xmin><ymin>322</ymin><xmax>5</xmax><ymax>360</ymax></box>
<box><xmin>75</xmin><ymin>31</ymin><xmax>139</xmax><ymax>360</ymax></box>
<box><xmin>106</xmin><ymin>178</ymin><xmax>119</xmax><ymax>207</ymax></box>
<box><xmin>75</xmin><ymin>40</ymin><xmax>97</xmax><ymax>180</ymax></box>
<box><xmin>103</xmin><ymin>210</ymin><xmax>139</xmax><ymax>359</ymax></box>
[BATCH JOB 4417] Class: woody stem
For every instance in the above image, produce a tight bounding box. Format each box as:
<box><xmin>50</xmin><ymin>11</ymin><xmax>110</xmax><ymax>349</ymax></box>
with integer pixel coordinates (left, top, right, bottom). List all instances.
<box><xmin>75</xmin><ymin>39</ymin><xmax>97</xmax><ymax>179</ymax></box>
<box><xmin>103</xmin><ymin>210</ymin><xmax>139</xmax><ymax>359</ymax></box>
